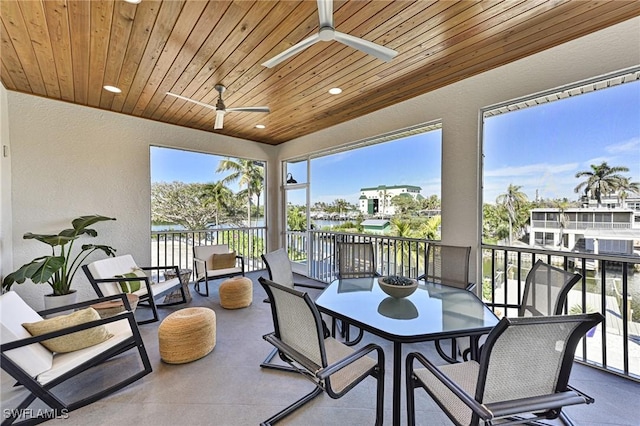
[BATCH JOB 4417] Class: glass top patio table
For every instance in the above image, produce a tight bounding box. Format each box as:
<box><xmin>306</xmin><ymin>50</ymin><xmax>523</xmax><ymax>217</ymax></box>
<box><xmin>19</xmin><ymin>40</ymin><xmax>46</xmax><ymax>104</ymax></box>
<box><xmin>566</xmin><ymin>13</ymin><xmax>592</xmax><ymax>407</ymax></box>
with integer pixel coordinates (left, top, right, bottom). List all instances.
<box><xmin>315</xmin><ymin>277</ymin><xmax>499</xmax><ymax>426</ymax></box>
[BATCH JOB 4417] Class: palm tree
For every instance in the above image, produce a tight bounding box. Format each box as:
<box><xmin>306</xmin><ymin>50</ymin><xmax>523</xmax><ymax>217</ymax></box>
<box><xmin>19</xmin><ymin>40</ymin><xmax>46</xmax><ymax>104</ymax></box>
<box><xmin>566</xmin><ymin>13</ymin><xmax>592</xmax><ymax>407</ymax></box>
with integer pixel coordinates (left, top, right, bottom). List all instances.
<box><xmin>390</xmin><ymin>218</ymin><xmax>417</xmax><ymax>276</ymax></box>
<box><xmin>553</xmin><ymin>199</ymin><xmax>570</xmax><ymax>248</ymax></box>
<box><xmin>201</xmin><ymin>181</ymin><xmax>233</xmax><ymax>227</ymax></box>
<box><xmin>574</xmin><ymin>161</ymin><xmax>629</xmax><ymax>207</ymax></box>
<box><xmin>496</xmin><ymin>184</ymin><xmax>528</xmax><ymax>245</ymax></box>
<box><xmin>216</xmin><ymin>158</ymin><xmax>264</xmax><ymax>226</ymax></box>
<box><xmin>616</xmin><ymin>177</ymin><xmax>640</xmax><ymax>208</ymax></box>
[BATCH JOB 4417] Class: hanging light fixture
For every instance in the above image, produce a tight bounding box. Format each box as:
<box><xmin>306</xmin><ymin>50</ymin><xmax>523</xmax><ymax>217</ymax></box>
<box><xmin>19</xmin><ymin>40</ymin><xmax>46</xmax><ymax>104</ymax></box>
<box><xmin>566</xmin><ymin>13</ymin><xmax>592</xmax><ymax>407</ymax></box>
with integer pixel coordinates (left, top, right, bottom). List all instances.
<box><xmin>286</xmin><ymin>173</ymin><xmax>297</xmax><ymax>184</ymax></box>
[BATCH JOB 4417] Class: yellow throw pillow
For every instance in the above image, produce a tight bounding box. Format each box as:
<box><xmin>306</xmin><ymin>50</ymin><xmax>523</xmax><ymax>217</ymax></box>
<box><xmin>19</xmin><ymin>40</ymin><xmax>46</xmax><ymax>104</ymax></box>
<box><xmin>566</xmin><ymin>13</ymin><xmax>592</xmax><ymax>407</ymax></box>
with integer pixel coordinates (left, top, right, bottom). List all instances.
<box><xmin>22</xmin><ymin>308</ymin><xmax>113</xmax><ymax>353</ymax></box>
<box><xmin>209</xmin><ymin>252</ymin><xmax>237</xmax><ymax>270</ymax></box>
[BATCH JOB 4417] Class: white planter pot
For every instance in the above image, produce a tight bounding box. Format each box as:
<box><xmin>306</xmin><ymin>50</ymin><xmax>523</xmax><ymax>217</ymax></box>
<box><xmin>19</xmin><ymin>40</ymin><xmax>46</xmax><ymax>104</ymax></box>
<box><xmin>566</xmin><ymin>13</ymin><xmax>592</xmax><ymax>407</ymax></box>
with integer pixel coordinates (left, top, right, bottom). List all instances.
<box><xmin>43</xmin><ymin>290</ymin><xmax>78</xmax><ymax>316</ymax></box>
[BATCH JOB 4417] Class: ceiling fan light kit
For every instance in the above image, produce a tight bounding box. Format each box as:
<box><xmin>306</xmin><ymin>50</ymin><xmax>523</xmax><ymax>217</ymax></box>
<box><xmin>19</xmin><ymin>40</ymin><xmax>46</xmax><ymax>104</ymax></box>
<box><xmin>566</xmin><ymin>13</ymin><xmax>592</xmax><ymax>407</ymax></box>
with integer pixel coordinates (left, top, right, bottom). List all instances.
<box><xmin>262</xmin><ymin>0</ymin><xmax>398</xmax><ymax>68</ymax></box>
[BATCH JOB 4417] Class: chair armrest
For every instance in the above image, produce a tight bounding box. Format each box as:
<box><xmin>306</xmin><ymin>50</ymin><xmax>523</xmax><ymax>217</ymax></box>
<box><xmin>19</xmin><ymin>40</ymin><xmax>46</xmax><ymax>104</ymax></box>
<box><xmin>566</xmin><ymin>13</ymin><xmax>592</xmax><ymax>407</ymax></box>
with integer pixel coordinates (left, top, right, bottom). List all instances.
<box><xmin>485</xmin><ymin>391</ymin><xmax>589</xmax><ymax>418</ymax></box>
<box><xmin>317</xmin><ymin>342</ymin><xmax>384</xmax><ymax>379</ymax></box>
<box><xmin>263</xmin><ymin>332</ymin><xmax>321</xmax><ymax>373</ymax></box>
<box><xmin>140</xmin><ymin>265</ymin><xmax>180</xmax><ymax>281</ymax></box>
<box><xmin>1</xmin><ymin>307</ymin><xmax>138</xmax><ymax>353</ymax></box>
<box><xmin>194</xmin><ymin>257</ymin><xmax>208</xmax><ymax>281</ymax></box>
<box><xmin>235</xmin><ymin>255</ymin><xmax>245</xmax><ymax>272</ymax></box>
<box><xmin>90</xmin><ymin>275</ymin><xmax>154</xmax><ymax>299</ymax></box>
<box><xmin>293</xmin><ymin>281</ymin><xmax>326</xmax><ymax>290</ymax></box>
<box><xmin>406</xmin><ymin>352</ymin><xmax>493</xmax><ymax>421</ymax></box>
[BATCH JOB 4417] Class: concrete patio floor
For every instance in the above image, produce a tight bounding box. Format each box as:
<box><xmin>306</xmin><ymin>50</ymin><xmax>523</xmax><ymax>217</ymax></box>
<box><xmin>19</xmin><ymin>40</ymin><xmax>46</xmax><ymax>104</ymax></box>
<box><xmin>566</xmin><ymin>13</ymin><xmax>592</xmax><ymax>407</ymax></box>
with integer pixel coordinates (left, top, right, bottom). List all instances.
<box><xmin>2</xmin><ymin>271</ymin><xmax>638</xmax><ymax>425</ymax></box>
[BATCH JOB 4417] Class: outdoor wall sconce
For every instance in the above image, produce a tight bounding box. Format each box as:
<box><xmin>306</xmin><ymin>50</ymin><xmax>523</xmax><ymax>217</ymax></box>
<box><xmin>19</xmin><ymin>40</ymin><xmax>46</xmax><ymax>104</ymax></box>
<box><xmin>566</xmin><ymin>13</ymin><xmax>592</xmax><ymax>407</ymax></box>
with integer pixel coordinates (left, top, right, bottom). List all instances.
<box><xmin>286</xmin><ymin>173</ymin><xmax>297</xmax><ymax>184</ymax></box>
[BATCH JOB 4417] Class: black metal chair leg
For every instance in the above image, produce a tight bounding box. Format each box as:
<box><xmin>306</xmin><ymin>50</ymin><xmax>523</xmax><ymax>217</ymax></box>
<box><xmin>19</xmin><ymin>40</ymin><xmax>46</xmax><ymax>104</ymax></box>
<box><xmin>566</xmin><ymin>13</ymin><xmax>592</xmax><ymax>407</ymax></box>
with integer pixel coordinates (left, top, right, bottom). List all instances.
<box><xmin>260</xmin><ymin>386</ymin><xmax>323</xmax><ymax>426</ymax></box>
<box><xmin>260</xmin><ymin>348</ymin><xmax>297</xmax><ymax>373</ymax></box>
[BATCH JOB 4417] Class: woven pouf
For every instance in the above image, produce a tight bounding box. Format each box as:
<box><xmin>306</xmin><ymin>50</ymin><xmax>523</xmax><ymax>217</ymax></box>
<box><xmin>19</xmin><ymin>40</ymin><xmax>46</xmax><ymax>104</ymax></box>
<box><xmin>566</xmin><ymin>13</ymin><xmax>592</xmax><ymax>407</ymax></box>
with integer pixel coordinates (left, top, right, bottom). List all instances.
<box><xmin>219</xmin><ymin>276</ymin><xmax>253</xmax><ymax>309</ymax></box>
<box><xmin>158</xmin><ymin>307</ymin><xmax>216</xmax><ymax>364</ymax></box>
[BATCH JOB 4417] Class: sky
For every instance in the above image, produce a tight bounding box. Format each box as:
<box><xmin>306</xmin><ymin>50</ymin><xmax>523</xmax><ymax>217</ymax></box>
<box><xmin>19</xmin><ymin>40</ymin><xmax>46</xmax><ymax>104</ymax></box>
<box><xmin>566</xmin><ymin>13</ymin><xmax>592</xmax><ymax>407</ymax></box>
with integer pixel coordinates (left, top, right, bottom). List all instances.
<box><xmin>151</xmin><ymin>80</ymin><xmax>639</xmax><ymax>207</ymax></box>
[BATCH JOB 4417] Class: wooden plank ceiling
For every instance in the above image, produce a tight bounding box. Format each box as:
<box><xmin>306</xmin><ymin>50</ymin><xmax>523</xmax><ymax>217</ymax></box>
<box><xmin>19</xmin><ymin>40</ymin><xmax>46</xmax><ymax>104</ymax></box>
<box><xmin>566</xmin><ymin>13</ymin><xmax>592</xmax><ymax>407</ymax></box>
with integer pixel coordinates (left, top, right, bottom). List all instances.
<box><xmin>2</xmin><ymin>0</ymin><xmax>639</xmax><ymax>145</ymax></box>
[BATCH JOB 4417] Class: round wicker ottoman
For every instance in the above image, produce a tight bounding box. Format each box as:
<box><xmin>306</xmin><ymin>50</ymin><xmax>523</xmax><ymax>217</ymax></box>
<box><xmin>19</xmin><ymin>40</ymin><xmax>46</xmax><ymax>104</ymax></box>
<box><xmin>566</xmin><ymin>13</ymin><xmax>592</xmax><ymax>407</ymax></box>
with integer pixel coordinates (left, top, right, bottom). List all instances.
<box><xmin>219</xmin><ymin>276</ymin><xmax>253</xmax><ymax>309</ymax></box>
<box><xmin>158</xmin><ymin>307</ymin><xmax>216</xmax><ymax>364</ymax></box>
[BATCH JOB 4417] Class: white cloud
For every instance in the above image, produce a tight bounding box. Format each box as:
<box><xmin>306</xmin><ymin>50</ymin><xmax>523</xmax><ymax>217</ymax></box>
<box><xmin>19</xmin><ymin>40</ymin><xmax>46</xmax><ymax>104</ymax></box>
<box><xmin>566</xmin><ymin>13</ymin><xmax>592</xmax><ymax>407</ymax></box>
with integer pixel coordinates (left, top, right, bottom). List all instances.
<box><xmin>606</xmin><ymin>137</ymin><xmax>640</xmax><ymax>154</ymax></box>
<box><xmin>485</xmin><ymin>162</ymin><xmax>578</xmax><ymax>178</ymax></box>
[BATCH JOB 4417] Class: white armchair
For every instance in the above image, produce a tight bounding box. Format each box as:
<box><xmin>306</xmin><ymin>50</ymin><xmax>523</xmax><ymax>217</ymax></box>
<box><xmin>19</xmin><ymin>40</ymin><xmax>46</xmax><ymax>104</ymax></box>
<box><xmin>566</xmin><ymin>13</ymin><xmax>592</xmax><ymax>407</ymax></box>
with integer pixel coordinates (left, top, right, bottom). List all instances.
<box><xmin>0</xmin><ymin>291</ymin><xmax>152</xmax><ymax>425</ymax></box>
<box><xmin>83</xmin><ymin>254</ymin><xmax>187</xmax><ymax>324</ymax></box>
<box><xmin>193</xmin><ymin>245</ymin><xmax>244</xmax><ymax>297</ymax></box>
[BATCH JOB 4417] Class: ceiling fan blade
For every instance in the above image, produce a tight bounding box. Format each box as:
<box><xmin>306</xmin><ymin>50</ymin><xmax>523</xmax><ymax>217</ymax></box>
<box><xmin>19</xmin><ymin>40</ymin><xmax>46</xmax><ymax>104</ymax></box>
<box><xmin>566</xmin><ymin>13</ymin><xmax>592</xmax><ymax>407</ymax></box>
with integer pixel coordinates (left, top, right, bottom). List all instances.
<box><xmin>262</xmin><ymin>33</ymin><xmax>321</xmax><ymax>68</ymax></box>
<box><xmin>226</xmin><ymin>106</ymin><xmax>270</xmax><ymax>113</ymax></box>
<box><xmin>214</xmin><ymin>111</ymin><xmax>225</xmax><ymax>130</ymax></box>
<box><xmin>166</xmin><ymin>92</ymin><xmax>217</xmax><ymax>110</ymax></box>
<box><xmin>333</xmin><ymin>31</ymin><xmax>398</xmax><ymax>62</ymax></box>
<box><xmin>317</xmin><ymin>0</ymin><xmax>333</xmax><ymax>28</ymax></box>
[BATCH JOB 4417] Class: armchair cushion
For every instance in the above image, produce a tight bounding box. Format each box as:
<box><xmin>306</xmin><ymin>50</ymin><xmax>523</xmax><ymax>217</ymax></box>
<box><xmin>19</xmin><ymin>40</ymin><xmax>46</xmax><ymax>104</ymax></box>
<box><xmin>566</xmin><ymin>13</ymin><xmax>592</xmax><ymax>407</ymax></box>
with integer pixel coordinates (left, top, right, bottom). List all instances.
<box><xmin>209</xmin><ymin>251</ymin><xmax>237</xmax><ymax>269</ymax></box>
<box><xmin>0</xmin><ymin>291</ymin><xmax>53</xmax><ymax>377</ymax></box>
<box><xmin>22</xmin><ymin>308</ymin><xmax>113</xmax><ymax>353</ymax></box>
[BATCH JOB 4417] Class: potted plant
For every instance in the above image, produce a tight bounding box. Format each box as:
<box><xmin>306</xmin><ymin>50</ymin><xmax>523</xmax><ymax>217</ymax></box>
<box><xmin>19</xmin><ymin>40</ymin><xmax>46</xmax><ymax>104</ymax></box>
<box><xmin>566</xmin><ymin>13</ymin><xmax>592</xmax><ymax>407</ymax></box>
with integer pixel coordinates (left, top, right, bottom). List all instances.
<box><xmin>2</xmin><ymin>215</ymin><xmax>117</xmax><ymax>306</ymax></box>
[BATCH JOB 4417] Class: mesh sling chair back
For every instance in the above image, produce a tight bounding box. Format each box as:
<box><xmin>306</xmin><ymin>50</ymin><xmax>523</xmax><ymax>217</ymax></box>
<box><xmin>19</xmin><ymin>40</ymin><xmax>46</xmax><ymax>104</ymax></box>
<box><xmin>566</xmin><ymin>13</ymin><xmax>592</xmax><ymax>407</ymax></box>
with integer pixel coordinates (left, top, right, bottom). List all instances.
<box><xmin>406</xmin><ymin>313</ymin><xmax>604</xmax><ymax>426</ymax></box>
<box><xmin>335</xmin><ymin>241</ymin><xmax>379</xmax><ymax>345</ymax></box>
<box><xmin>421</xmin><ymin>244</ymin><xmax>472</xmax><ymax>362</ymax></box>
<box><xmin>193</xmin><ymin>244</ymin><xmax>245</xmax><ymax>297</ymax></box>
<box><xmin>456</xmin><ymin>260</ymin><xmax>583</xmax><ymax>362</ymax></box>
<box><xmin>258</xmin><ymin>277</ymin><xmax>385</xmax><ymax>426</ymax></box>
<box><xmin>0</xmin><ymin>291</ymin><xmax>152</xmax><ymax>426</ymax></box>
<box><xmin>422</xmin><ymin>244</ymin><xmax>472</xmax><ymax>289</ymax></box>
<box><xmin>83</xmin><ymin>254</ymin><xmax>187</xmax><ymax>324</ymax></box>
<box><xmin>520</xmin><ymin>259</ymin><xmax>582</xmax><ymax>317</ymax></box>
<box><xmin>260</xmin><ymin>248</ymin><xmax>326</xmax><ymax>372</ymax></box>
<box><xmin>336</xmin><ymin>241</ymin><xmax>378</xmax><ymax>279</ymax></box>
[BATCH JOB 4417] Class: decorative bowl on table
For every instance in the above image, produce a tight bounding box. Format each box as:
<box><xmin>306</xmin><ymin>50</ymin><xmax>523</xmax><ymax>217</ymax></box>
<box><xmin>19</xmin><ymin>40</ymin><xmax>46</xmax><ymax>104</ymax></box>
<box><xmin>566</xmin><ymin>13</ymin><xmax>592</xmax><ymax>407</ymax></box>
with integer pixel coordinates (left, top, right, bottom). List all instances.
<box><xmin>378</xmin><ymin>276</ymin><xmax>418</xmax><ymax>298</ymax></box>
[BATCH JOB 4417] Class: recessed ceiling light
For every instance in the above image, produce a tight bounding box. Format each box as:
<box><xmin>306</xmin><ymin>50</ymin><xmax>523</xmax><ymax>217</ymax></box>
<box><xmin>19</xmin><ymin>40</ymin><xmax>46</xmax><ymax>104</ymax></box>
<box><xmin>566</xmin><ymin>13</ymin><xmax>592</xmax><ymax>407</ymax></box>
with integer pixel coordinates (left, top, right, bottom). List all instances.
<box><xmin>328</xmin><ymin>87</ymin><xmax>342</xmax><ymax>95</ymax></box>
<box><xmin>124</xmin><ymin>0</ymin><xmax>142</xmax><ymax>4</ymax></box>
<box><xmin>255</xmin><ymin>124</ymin><xmax>266</xmax><ymax>129</ymax></box>
<box><xmin>103</xmin><ymin>85</ymin><xmax>122</xmax><ymax>93</ymax></box>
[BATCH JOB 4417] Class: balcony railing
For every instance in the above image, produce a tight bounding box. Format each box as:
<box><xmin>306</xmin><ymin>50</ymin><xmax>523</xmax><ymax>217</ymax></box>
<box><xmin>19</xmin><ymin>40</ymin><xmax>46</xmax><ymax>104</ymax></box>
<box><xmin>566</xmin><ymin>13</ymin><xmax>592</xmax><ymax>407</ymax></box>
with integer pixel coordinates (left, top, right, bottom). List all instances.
<box><xmin>151</xmin><ymin>227</ymin><xmax>639</xmax><ymax>382</ymax></box>
<box><xmin>530</xmin><ymin>220</ymin><xmax>633</xmax><ymax>230</ymax></box>
<box><xmin>151</xmin><ymin>227</ymin><xmax>267</xmax><ymax>273</ymax></box>
<box><xmin>481</xmin><ymin>244</ymin><xmax>639</xmax><ymax>381</ymax></box>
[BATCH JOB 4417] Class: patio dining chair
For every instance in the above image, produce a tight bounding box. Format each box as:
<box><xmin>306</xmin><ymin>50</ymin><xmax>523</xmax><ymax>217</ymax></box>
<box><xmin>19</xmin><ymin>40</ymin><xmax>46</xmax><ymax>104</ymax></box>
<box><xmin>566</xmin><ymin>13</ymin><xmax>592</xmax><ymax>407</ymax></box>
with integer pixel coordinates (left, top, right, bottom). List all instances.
<box><xmin>419</xmin><ymin>244</ymin><xmax>472</xmax><ymax>362</ymax></box>
<box><xmin>455</xmin><ymin>259</ymin><xmax>583</xmax><ymax>362</ymax></box>
<box><xmin>1</xmin><ymin>291</ymin><xmax>152</xmax><ymax>426</ymax></box>
<box><xmin>259</xmin><ymin>277</ymin><xmax>385</xmax><ymax>425</ymax></box>
<box><xmin>420</xmin><ymin>243</ymin><xmax>472</xmax><ymax>289</ymax></box>
<box><xmin>335</xmin><ymin>241</ymin><xmax>379</xmax><ymax>345</ymax></box>
<box><xmin>406</xmin><ymin>313</ymin><xmax>604</xmax><ymax>426</ymax></box>
<box><xmin>260</xmin><ymin>248</ymin><xmax>326</xmax><ymax>372</ymax></box>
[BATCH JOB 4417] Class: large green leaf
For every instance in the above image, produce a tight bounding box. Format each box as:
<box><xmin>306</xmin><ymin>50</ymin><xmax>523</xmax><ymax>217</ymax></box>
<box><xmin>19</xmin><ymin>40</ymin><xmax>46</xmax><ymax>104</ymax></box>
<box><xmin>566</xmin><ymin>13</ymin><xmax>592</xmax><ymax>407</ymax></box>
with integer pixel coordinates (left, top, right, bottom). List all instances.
<box><xmin>72</xmin><ymin>215</ymin><xmax>116</xmax><ymax>233</ymax></box>
<box><xmin>23</xmin><ymin>233</ymin><xmax>76</xmax><ymax>247</ymax></box>
<box><xmin>81</xmin><ymin>244</ymin><xmax>118</xmax><ymax>257</ymax></box>
<box><xmin>2</xmin><ymin>256</ymin><xmax>65</xmax><ymax>289</ymax></box>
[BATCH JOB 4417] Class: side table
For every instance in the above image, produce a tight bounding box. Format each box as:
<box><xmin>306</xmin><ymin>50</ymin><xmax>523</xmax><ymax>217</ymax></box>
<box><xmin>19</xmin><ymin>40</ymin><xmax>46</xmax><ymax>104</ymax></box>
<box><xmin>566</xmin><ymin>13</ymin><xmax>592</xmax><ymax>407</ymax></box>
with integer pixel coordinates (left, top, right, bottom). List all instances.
<box><xmin>92</xmin><ymin>294</ymin><xmax>139</xmax><ymax>319</ymax></box>
<box><xmin>164</xmin><ymin>268</ymin><xmax>193</xmax><ymax>303</ymax></box>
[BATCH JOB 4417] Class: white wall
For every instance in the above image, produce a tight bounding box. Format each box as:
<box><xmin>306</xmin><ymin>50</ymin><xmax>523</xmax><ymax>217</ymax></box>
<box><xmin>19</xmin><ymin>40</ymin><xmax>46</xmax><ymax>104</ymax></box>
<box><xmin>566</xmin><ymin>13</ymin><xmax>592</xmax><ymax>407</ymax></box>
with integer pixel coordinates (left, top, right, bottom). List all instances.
<box><xmin>277</xmin><ymin>17</ymin><xmax>640</xmax><ymax>283</ymax></box>
<box><xmin>3</xmin><ymin>94</ymin><xmax>276</xmax><ymax>308</ymax></box>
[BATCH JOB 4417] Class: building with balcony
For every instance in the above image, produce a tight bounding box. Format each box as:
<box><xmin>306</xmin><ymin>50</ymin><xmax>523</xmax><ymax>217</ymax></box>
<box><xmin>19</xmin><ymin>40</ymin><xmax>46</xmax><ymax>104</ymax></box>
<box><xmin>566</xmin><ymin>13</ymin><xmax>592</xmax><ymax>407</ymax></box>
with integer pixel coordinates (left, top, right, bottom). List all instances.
<box><xmin>358</xmin><ymin>185</ymin><xmax>422</xmax><ymax>216</ymax></box>
<box><xmin>529</xmin><ymin>207</ymin><xmax>640</xmax><ymax>256</ymax></box>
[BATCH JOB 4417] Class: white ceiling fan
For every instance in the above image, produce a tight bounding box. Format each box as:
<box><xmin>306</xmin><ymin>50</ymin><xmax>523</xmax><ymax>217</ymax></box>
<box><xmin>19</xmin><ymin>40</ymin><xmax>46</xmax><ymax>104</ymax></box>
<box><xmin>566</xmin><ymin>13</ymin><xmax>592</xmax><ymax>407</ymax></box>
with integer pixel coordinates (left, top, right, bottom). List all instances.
<box><xmin>262</xmin><ymin>0</ymin><xmax>398</xmax><ymax>68</ymax></box>
<box><xmin>166</xmin><ymin>85</ymin><xmax>269</xmax><ymax>130</ymax></box>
